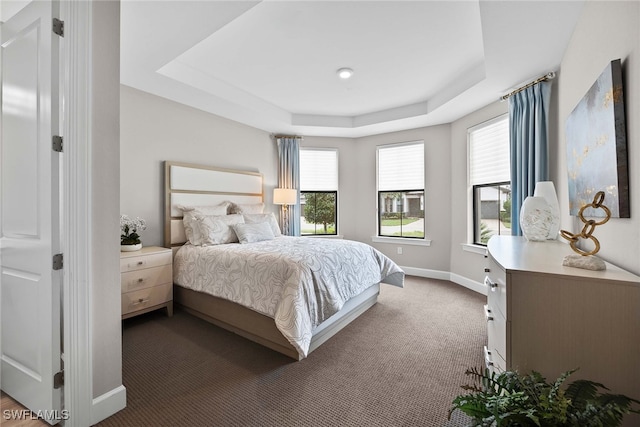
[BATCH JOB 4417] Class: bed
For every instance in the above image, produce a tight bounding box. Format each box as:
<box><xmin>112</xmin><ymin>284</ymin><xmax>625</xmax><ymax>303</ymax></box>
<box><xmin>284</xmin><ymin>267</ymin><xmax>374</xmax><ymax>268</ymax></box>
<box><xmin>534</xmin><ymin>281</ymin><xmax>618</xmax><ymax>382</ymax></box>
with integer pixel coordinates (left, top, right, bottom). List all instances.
<box><xmin>164</xmin><ymin>161</ymin><xmax>404</xmax><ymax>359</ymax></box>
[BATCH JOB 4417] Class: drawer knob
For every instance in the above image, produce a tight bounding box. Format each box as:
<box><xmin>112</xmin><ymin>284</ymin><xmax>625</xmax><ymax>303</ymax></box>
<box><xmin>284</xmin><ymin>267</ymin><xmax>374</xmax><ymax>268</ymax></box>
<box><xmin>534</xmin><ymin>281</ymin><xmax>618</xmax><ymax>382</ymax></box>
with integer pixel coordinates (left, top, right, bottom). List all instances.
<box><xmin>484</xmin><ymin>276</ymin><xmax>499</xmax><ymax>290</ymax></box>
<box><xmin>138</xmin><ymin>278</ymin><xmax>144</xmax><ymax>283</ymax></box>
<box><xmin>484</xmin><ymin>305</ymin><xmax>494</xmax><ymax>321</ymax></box>
<box><xmin>484</xmin><ymin>268</ymin><xmax>490</xmax><ymax>272</ymax></box>
<box><xmin>137</xmin><ymin>261</ymin><xmax>144</xmax><ymax>265</ymax></box>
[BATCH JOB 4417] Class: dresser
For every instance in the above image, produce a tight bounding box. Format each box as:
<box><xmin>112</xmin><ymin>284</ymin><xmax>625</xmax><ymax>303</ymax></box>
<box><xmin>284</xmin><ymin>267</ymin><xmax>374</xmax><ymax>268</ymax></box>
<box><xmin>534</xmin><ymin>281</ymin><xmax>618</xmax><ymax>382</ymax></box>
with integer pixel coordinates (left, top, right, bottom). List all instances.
<box><xmin>120</xmin><ymin>246</ymin><xmax>173</xmax><ymax>319</ymax></box>
<box><xmin>484</xmin><ymin>236</ymin><xmax>640</xmax><ymax>406</ymax></box>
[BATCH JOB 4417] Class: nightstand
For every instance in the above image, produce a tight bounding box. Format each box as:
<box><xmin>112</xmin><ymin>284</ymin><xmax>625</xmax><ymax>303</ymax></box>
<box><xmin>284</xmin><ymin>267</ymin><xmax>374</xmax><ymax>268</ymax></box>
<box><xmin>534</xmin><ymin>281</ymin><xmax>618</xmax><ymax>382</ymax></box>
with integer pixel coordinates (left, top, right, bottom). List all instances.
<box><xmin>120</xmin><ymin>246</ymin><xmax>173</xmax><ymax>319</ymax></box>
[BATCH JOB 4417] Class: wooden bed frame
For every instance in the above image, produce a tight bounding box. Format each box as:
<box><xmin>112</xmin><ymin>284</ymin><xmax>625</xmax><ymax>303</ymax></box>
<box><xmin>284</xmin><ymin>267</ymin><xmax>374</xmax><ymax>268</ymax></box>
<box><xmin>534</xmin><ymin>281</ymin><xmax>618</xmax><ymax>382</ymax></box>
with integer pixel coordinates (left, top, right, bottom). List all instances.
<box><xmin>164</xmin><ymin>161</ymin><xmax>380</xmax><ymax>360</ymax></box>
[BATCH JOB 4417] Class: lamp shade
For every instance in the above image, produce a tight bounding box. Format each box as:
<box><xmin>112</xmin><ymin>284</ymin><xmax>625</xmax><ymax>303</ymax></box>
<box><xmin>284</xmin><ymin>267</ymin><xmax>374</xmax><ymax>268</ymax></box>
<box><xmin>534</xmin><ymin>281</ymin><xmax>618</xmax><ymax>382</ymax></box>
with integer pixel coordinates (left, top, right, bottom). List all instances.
<box><xmin>273</xmin><ymin>188</ymin><xmax>297</xmax><ymax>205</ymax></box>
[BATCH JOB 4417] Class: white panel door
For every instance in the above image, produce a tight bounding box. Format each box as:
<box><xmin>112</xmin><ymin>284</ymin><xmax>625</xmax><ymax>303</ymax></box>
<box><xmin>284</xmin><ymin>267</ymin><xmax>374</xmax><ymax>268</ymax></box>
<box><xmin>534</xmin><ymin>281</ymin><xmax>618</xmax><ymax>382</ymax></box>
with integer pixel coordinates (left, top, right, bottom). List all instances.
<box><xmin>1</xmin><ymin>0</ymin><xmax>63</xmax><ymax>424</ymax></box>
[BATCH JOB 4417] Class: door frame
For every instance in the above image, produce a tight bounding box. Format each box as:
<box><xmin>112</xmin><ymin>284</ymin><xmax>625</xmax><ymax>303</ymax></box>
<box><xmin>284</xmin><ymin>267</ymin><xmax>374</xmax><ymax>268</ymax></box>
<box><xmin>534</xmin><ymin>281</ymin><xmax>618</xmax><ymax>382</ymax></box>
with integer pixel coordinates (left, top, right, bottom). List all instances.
<box><xmin>60</xmin><ymin>1</ymin><xmax>93</xmax><ymax>426</ymax></box>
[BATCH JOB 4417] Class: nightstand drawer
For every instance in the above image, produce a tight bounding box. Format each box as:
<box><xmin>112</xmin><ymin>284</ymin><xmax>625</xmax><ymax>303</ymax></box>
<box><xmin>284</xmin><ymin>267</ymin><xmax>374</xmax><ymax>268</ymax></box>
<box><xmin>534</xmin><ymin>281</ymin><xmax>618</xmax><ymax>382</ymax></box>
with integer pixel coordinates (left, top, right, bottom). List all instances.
<box><xmin>120</xmin><ymin>250</ymin><xmax>171</xmax><ymax>273</ymax></box>
<box><xmin>122</xmin><ymin>282</ymin><xmax>172</xmax><ymax>316</ymax></box>
<box><xmin>121</xmin><ymin>264</ymin><xmax>172</xmax><ymax>293</ymax></box>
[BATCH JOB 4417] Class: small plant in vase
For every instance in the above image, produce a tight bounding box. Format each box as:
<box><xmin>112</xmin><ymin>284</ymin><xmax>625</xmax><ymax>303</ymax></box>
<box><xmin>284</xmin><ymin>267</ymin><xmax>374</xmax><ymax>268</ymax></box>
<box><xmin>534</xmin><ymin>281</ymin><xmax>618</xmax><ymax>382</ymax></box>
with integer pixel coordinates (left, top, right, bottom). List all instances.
<box><xmin>120</xmin><ymin>214</ymin><xmax>146</xmax><ymax>251</ymax></box>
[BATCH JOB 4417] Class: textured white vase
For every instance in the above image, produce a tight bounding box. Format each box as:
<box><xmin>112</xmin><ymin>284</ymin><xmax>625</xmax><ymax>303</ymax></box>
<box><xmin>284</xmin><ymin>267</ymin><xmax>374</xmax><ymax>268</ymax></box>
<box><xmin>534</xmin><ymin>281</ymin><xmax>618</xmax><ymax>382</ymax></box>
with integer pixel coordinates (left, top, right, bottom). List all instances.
<box><xmin>533</xmin><ymin>181</ymin><xmax>560</xmax><ymax>240</ymax></box>
<box><xmin>121</xmin><ymin>243</ymin><xmax>142</xmax><ymax>252</ymax></box>
<box><xmin>520</xmin><ymin>196</ymin><xmax>553</xmax><ymax>241</ymax></box>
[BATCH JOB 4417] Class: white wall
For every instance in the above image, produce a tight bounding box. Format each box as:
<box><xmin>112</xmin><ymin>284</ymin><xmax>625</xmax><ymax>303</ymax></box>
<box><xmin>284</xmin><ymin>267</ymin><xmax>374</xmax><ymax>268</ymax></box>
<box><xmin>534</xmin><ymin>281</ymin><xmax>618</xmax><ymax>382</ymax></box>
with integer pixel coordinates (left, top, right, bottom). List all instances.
<box><xmin>556</xmin><ymin>1</ymin><xmax>640</xmax><ymax>274</ymax></box>
<box><xmin>120</xmin><ymin>85</ymin><xmax>277</xmax><ymax>247</ymax></box>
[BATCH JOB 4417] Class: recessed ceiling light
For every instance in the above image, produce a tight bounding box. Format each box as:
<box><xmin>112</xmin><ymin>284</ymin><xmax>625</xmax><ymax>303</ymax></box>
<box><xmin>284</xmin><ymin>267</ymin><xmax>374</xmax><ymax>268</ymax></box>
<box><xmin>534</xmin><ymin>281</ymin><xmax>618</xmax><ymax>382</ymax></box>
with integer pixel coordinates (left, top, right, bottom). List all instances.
<box><xmin>337</xmin><ymin>68</ymin><xmax>354</xmax><ymax>79</ymax></box>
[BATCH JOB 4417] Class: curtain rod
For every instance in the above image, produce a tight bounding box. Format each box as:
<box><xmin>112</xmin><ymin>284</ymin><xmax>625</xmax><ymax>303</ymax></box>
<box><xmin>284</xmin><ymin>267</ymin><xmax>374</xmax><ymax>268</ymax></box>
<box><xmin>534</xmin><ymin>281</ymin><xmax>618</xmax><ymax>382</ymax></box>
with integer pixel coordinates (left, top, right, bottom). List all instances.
<box><xmin>272</xmin><ymin>134</ymin><xmax>304</xmax><ymax>140</ymax></box>
<box><xmin>500</xmin><ymin>71</ymin><xmax>556</xmax><ymax>101</ymax></box>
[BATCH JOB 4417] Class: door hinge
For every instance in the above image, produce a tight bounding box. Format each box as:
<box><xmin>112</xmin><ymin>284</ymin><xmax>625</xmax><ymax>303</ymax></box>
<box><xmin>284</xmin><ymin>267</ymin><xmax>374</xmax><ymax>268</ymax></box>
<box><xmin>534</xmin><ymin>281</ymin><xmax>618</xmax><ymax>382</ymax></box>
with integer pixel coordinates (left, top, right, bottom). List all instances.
<box><xmin>53</xmin><ymin>18</ymin><xmax>64</xmax><ymax>37</ymax></box>
<box><xmin>52</xmin><ymin>135</ymin><xmax>63</xmax><ymax>153</ymax></box>
<box><xmin>53</xmin><ymin>370</ymin><xmax>64</xmax><ymax>389</ymax></box>
<box><xmin>53</xmin><ymin>254</ymin><xmax>63</xmax><ymax>270</ymax></box>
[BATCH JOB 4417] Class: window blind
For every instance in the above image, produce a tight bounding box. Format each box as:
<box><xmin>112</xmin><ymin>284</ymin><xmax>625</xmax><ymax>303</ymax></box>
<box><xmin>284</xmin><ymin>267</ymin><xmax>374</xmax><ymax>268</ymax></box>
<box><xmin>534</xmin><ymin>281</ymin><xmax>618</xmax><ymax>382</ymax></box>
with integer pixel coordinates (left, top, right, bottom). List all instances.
<box><xmin>300</xmin><ymin>149</ymin><xmax>338</xmax><ymax>191</ymax></box>
<box><xmin>469</xmin><ymin>115</ymin><xmax>510</xmax><ymax>185</ymax></box>
<box><xmin>378</xmin><ymin>142</ymin><xmax>424</xmax><ymax>191</ymax></box>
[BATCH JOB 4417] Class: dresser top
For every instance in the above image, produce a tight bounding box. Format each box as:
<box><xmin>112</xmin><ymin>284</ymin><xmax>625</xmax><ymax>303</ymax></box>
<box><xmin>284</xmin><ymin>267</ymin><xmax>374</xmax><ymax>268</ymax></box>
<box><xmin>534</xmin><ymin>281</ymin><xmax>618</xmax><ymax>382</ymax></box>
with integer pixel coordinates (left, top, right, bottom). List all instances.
<box><xmin>120</xmin><ymin>245</ymin><xmax>171</xmax><ymax>259</ymax></box>
<box><xmin>487</xmin><ymin>236</ymin><xmax>640</xmax><ymax>284</ymax></box>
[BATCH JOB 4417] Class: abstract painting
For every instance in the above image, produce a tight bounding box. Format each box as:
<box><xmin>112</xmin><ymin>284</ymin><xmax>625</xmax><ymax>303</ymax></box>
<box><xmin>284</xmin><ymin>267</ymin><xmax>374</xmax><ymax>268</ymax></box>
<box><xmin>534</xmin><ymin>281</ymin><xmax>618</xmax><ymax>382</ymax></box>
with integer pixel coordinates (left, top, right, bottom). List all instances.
<box><xmin>565</xmin><ymin>59</ymin><xmax>629</xmax><ymax>218</ymax></box>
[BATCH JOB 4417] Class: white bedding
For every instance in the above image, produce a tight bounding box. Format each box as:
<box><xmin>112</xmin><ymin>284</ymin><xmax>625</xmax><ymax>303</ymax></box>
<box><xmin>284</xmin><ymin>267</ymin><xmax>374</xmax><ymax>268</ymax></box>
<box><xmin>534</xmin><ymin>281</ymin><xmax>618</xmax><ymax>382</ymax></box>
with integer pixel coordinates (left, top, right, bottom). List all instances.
<box><xmin>173</xmin><ymin>236</ymin><xmax>404</xmax><ymax>358</ymax></box>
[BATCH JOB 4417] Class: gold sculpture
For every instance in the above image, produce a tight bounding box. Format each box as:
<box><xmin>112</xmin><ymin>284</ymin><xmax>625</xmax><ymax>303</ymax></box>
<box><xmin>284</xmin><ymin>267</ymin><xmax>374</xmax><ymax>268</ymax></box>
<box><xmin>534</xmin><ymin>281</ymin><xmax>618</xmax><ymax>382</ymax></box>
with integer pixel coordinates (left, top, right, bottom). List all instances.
<box><xmin>560</xmin><ymin>191</ymin><xmax>611</xmax><ymax>256</ymax></box>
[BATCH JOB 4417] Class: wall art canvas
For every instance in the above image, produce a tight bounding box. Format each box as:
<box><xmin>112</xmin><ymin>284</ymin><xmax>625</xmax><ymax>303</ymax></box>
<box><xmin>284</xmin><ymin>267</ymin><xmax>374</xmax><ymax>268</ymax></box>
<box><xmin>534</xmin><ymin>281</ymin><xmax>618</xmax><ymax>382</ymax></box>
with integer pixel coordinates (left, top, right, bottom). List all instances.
<box><xmin>565</xmin><ymin>59</ymin><xmax>629</xmax><ymax>218</ymax></box>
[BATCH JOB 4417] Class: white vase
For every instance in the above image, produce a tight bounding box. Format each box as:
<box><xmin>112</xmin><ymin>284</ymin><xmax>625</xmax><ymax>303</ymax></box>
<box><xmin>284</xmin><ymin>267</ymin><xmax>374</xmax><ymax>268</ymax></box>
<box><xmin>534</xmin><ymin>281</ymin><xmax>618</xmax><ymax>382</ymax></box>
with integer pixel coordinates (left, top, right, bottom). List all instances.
<box><xmin>121</xmin><ymin>243</ymin><xmax>142</xmax><ymax>252</ymax></box>
<box><xmin>533</xmin><ymin>181</ymin><xmax>560</xmax><ymax>240</ymax></box>
<box><xmin>519</xmin><ymin>196</ymin><xmax>553</xmax><ymax>242</ymax></box>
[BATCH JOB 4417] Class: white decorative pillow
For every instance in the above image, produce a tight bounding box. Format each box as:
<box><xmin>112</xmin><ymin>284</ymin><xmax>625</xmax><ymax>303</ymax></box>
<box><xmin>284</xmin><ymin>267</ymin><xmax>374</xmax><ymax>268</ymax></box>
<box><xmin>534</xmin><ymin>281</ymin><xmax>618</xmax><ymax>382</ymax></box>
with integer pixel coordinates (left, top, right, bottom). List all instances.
<box><xmin>178</xmin><ymin>202</ymin><xmax>229</xmax><ymax>216</ymax></box>
<box><xmin>242</xmin><ymin>213</ymin><xmax>282</xmax><ymax>237</ymax></box>
<box><xmin>228</xmin><ymin>202</ymin><xmax>265</xmax><ymax>214</ymax></box>
<box><xmin>182</xmin><ymin>210</ymin><xmax>206</xmax><ymax>245</ymax></box>
<box><xmin>191</xmin><ymin>214</ymin><xmax>244</xmax><ymax>246</ymax></box>
<box><xmin>232</xmin><ymin>222</ymin><xmax>275</xmax><ymax>244</ymax></box>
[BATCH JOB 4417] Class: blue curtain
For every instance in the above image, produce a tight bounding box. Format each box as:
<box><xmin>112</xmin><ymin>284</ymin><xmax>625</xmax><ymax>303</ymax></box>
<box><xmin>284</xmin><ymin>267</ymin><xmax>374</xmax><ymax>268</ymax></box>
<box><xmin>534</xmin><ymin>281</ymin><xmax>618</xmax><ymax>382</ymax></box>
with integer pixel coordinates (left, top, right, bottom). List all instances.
<box><xmin>276</xmin><ymin>137</ymin><xmax>301</xmax><ymax>236</ymax></box>
<box><xmin>509</xmin><ymin>82</ymin><xmax>552</xmax><ymax>236</ymax></box>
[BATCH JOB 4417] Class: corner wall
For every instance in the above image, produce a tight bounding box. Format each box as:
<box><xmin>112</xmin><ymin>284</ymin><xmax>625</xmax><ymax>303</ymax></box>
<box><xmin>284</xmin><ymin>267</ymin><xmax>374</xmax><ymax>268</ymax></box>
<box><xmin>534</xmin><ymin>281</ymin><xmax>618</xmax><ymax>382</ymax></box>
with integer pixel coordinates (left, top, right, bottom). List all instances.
<box><xmin>556</xmin><ymin>1</ymin><xmax>640</xmax><ymax>274</ymax></box>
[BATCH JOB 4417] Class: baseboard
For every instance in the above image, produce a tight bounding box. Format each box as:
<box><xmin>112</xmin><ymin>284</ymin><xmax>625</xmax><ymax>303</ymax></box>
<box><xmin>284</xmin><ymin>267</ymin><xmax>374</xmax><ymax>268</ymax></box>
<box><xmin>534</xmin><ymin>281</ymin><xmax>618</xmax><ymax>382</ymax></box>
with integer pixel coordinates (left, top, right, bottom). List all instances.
<box><xmin>400</xmin><ymin>266</ymin><xmax>487</xmax><ymax>296</ymax></box>
<box><xmin>449</xmin><ymin>273</ymin><xmax>488</xmax><ymax>296</ymax></box>
<box><xmin>91</xmin><ymin>385</ymin><xmax>126</xmax><ymax>425</ymax></box>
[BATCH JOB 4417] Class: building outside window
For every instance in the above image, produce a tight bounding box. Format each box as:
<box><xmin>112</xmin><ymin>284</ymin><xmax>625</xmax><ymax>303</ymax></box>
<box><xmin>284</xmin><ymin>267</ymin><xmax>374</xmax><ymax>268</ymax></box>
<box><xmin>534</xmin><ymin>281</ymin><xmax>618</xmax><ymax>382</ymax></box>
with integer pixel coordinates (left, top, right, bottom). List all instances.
<box><xmin>300</xmin><ymin>148</ymin><xmax>338</xmax><ymax>235</ymax></box>
<box><xmin>469</xmin><ymin>114</ymin><xmax>511</xmax><ymax>245</ymax></box>
<box><xmin>377</xmin><ymin>141</ymin><xmax>425</xmax><ymax>239</ymax></box>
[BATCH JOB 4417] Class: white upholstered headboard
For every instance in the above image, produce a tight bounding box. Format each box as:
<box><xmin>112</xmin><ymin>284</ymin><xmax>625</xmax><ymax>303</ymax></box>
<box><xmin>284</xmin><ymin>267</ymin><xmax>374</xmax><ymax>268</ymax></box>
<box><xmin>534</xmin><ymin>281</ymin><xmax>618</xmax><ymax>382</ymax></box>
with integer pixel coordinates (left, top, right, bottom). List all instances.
<box><xmin>164</xmin><ymin>161</ymin><xmax>264</xmax><ymax>250</ymax></box>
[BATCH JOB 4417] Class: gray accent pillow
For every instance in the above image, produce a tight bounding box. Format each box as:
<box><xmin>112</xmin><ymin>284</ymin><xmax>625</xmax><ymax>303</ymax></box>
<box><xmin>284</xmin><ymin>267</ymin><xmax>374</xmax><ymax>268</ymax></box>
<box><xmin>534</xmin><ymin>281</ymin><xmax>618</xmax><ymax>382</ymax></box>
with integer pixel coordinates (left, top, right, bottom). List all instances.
<box><xmin>242</xmin><ymin>213</ymin><xmax>282</xmax><ymax>237</ymax></box>
<box><xmin>232</xmin><ymin>221</ymin><xmax>275</xmax><ymax>244</ymax></box>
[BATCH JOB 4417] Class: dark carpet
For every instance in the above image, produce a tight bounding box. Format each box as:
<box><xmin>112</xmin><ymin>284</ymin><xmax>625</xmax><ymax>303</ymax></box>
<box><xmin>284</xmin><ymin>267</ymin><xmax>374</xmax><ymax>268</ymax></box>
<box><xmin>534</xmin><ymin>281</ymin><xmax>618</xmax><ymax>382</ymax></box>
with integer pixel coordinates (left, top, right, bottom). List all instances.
<box><xmin>97</xmin><ymin>276</ymin><xmax>484</xmax><ymax>427</ymax></box>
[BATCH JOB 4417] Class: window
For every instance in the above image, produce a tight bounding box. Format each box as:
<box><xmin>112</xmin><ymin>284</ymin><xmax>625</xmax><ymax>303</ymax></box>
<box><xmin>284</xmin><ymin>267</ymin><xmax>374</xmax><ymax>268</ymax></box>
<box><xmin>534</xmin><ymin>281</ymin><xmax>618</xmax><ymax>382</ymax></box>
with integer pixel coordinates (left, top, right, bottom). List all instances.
<box><xmin>300</xmin><ymin>148</ymin><xmax>338</xmax><ymax>235</ymax></box>
<box><xmin>377</xmin><ymin>142</ymin><xmax>424</xmax><ymax>238</ymax></box>
<box><xmin>469</xmin><ymin>114</ymin><xmax>511</xmax><ymax>245</ymax></box>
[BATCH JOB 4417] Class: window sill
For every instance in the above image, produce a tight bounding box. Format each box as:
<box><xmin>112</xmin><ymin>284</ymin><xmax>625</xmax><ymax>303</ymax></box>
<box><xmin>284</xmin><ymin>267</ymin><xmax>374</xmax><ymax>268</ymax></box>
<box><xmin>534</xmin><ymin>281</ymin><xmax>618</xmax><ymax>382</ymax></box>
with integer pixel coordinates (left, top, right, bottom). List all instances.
<box><xmin>371</xmin><ymin>236</ymin><xmax>431</xmax><ymax>246</ymax></box>
<box><xmin>461</xmin><ymin>243</ymin><xmax>488</xmax><ymax>255</ymax></box>
<box><xmin>302</xmin><ymin>234</ymin><xmax>344</xmax><ymax>239</ymax></box>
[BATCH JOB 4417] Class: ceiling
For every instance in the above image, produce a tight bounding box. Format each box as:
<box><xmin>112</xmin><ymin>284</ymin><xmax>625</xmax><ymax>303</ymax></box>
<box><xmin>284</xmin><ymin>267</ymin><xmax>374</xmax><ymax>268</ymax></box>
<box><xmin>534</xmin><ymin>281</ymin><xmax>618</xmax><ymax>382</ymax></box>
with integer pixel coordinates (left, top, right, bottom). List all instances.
<box><xmin>128</xmin><ymin>1</ymin><xmax>580</xmax><ymax>137</ymax></box>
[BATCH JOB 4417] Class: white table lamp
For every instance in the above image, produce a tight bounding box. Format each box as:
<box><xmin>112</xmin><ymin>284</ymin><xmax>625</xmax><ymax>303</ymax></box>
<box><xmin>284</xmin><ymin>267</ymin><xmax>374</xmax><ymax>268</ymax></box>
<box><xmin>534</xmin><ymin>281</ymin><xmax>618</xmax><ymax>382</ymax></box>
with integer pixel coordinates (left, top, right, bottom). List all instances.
<box><xmin>274</xmin><ymin>188</ymin><xmax>297</xmax><ymax>235</ymax></box>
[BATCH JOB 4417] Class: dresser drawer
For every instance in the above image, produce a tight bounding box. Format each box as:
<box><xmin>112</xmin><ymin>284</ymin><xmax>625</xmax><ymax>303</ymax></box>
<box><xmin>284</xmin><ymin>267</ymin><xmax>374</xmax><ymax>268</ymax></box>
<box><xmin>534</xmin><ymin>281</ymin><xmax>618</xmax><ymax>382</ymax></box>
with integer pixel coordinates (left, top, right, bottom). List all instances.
<box><xmin>485</xmin><ymin>303</ymin><xmax>507</xmax><ymax>366</ymax></box>
<box><xmin>121</xmin><ymin>264</ymin><xmax>172</xmax><ymax>293</ymax></box>
<box><xmin>485</xmin><ymin>255</ymin><xmax>507</xmax><ymax>318</ymax></box>
<box><xmin>122</xmin><ymin>282</ymin><xmax>172</xmax><ymax>316</ymax></box>
<box><xmin>485</xmin><ymin>345</ymin><xmax>506</xmax><ymax>373</ymax></box>
<box><xmin>120</xmin><ymin>250</ymin><xmax>171</xmax><ymax>273</ymax></box>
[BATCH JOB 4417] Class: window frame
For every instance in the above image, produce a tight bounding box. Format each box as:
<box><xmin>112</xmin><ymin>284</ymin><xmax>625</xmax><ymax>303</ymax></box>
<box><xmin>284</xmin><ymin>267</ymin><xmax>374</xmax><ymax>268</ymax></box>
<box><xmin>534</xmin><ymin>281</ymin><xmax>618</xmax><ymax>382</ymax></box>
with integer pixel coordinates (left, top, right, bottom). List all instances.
<box><xmin>299</xmin><ymin>148</ymin><xmax>339</xmax><ymax>236</ymax></box>
<box><xmin>376</xmin><ymin>141</ymin><xmax>425</xmax><ymax>240</ymax></box>
<box><xmin>300</xmin><ymin>190</ymin><xmax>338</xmax><ymax>236</ymax></box>
<box><xmin>468</xmin><ymin>114</ymin><xmax>510</xmax><ymax>246</ymax></box>
<box><xmin>472</xmin><ymin>181</ymin><xmax>511</xmax><ymax>246</ymax></box>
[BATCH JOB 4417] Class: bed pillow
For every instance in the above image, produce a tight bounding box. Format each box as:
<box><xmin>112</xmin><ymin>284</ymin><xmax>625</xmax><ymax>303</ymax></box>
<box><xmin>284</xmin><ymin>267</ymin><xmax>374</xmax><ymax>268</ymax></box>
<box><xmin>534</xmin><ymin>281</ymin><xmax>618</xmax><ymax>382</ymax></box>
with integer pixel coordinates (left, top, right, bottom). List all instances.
<box><xmin>182</xmin><ymin>210</ymin><xmax>207</xmax><ymax>245</ymax></box>
<box><xmin>187</xmin><ymin>214</ymin><xmax>244</xmax><ymax>245</ymax></box>
<box><xmin>242</xmin><ymin>213</ymin><xmax>282</xmax><ymax>237</ymax></box>
<box><xmin>232</xmin><ymin>222</ymin><xmax>275</xmax><ymax>244</ymax></box>
<box><xmin>178</xmin><ymin>202</ymin><xmax>230</xmax><ymax>216</ymax></box>
<box><xmin>228</xmin><ymin>202</ymin><xmax>265</xmax><ymax>215</ymax></box>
